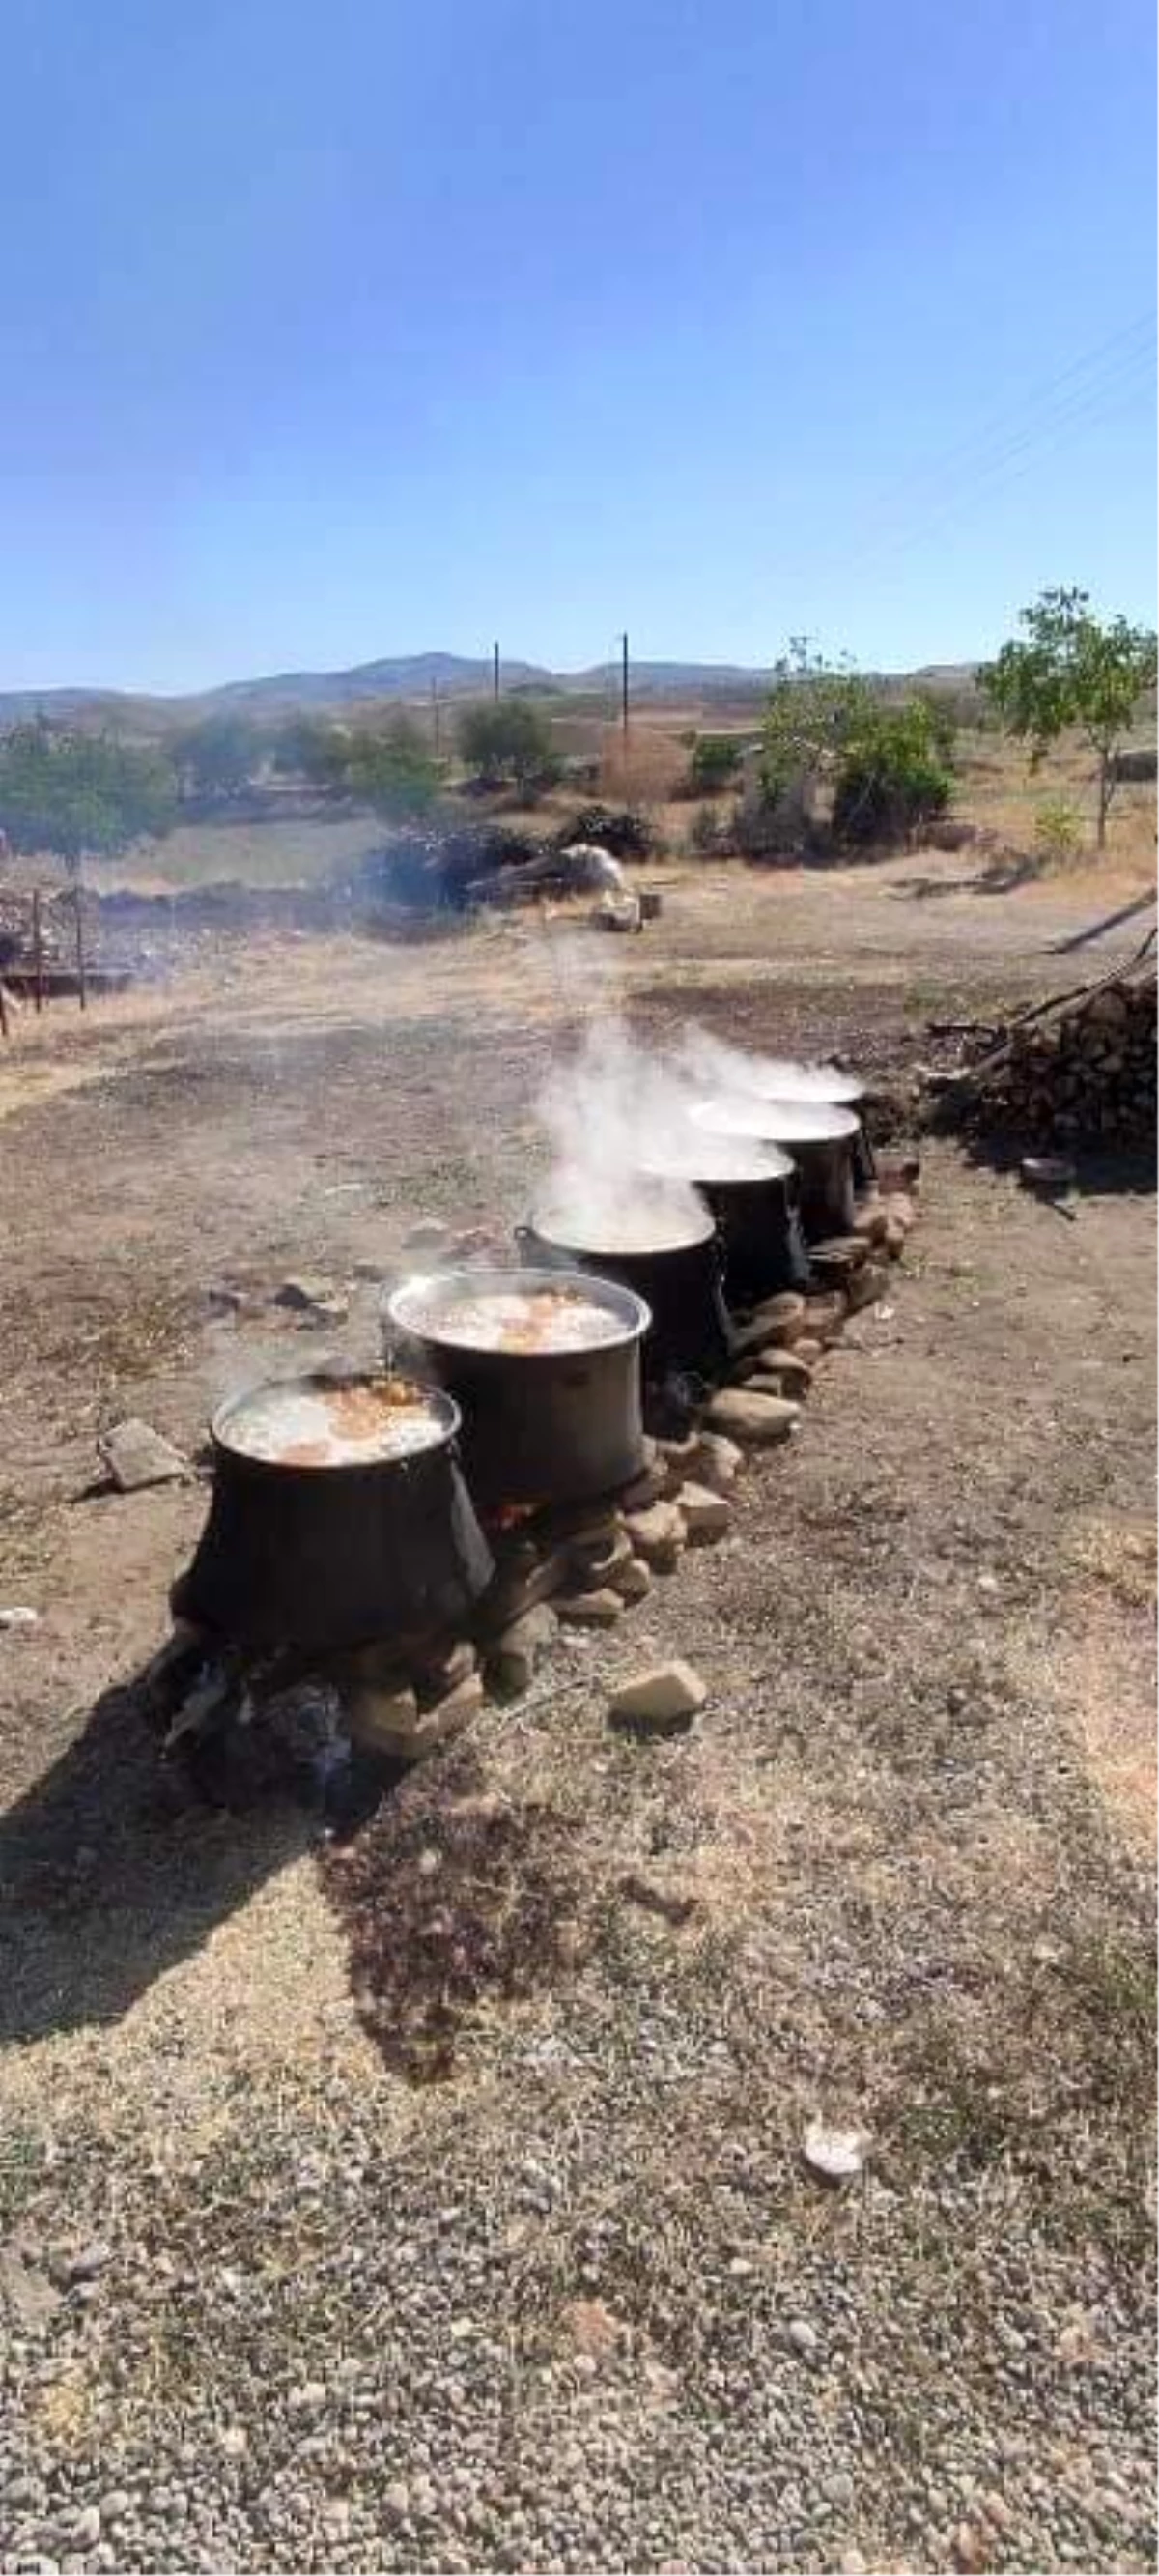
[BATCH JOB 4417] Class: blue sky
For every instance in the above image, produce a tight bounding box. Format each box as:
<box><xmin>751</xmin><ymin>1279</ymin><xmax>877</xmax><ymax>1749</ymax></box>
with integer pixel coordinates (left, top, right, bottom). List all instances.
<box><xmin>2</xmin><ymin>0</ymin><xmax>1154</xmax><ymax>692</ymax></box>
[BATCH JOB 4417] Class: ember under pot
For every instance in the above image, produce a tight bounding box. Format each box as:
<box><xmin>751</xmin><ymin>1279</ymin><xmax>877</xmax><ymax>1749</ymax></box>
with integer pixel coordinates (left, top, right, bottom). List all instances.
<box><xmin>172</xmin><ymin>1372</ymin><xmax>493</xmax><ymax>1651</ymax></box>
<box><xmin>691</xmin><ymin>1096</ymin><xmax>862</xmax><ymax>1242</ymax></box>
<box><xmin>386</xmin><ymin>1266</ymin><xmax>650</xmax><ymax>1510</ymax></box>
<box><xmin>516</xmin><ymin>1197</ymin><xmax>733</xmax><ymax>1385</ymax></box>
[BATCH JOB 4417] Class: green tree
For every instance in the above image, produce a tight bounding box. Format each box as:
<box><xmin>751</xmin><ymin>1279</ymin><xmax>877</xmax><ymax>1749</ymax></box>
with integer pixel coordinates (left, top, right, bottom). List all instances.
<box><xmin>760</xmin><ymin>638</ymin><xmax>873</xmax><ymax>804</ymax></box>
<box><xmin>172</xmin><ymin>713</ymin><xmax>261</xmax><ymax>799</ymax></box>
<box><xmin>688</xmin><ymin>733</ymin><xmax>743</xmax><ymax>793</ymax></box>
<box><xmin>457</xmin><ymin>699</ymin><xmax>562</xmax><ymax>794</ymax></box>
<box><xmin>270</xmin><ymin>713</ymin><xmax>351</xmax><ymax>787</ymax></box>
<box><xmin>344</xmin><ymin>714</ymin><xmax>441</xmax><ymax>818</ymax></box>
<box><xmin>0</xmin><ymin>722</ymin><xmax>177</xmax><ymax>868</ymax></box>
<box><xmin>979</xmin><ymin>587</ymin><xmax>1157</xmax><ymax>848</ymax></box>
<box><xmin>831</xmin><ymin>698</ymin><xmax>954</xmax><ymax>846</ymax></box>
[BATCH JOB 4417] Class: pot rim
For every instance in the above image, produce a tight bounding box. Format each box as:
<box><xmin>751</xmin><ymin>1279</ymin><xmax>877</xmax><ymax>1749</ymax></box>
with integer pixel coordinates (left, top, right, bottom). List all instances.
<box><xmin>691</xmin><ymin>1094</ymin><xmax>861</xmax><ymax>1146</ymax></box>
<box><xmin>523</xmin><ymin>1201</ymin><xmax>717</xmax><ymax>1257</ymax></box>
<box><xmin>641</xmin><ymin>1157</ymin><xmax>795</xmax><ymax>1194</ymax></box>
<box><xmin>387</xmin><ymin>1263</ymin><xmax>652</xmax><ymax>1355</ymax></box>
<box><xmin>724</xmin><ymin>1060</ymin><xmax>866</xmax><ymax>1108</ymax></box>
<box><xmin>211</xmin><ymin>1368</ymin><xmax>462</xmax><ymax>1474</ymax></box>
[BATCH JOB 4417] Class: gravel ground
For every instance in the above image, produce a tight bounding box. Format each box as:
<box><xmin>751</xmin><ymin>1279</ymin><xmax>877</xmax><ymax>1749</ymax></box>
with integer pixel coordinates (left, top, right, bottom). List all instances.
<box><xmin>1</xmin><ymin>884</ymin><xmax>1154</xmax><ymax>2576</ymax></box>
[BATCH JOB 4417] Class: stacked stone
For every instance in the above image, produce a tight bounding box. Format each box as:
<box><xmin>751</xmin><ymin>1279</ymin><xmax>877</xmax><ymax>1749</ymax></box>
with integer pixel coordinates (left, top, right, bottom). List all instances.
<box><xmin>341</xmin><ymin>1188</ymin><xmax>920</xmax><ymax>1762</ymax></box>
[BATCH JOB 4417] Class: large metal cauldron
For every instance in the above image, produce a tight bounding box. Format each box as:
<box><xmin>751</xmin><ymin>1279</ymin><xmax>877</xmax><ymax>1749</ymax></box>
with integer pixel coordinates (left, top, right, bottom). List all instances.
<box><xmin>386</xmin><ymin>1266</ymin><xmax>649</xmax><ymax>1510</ymax></box>
<box><xmin>691</xmin><ymin>1097</ymin><xmax>861</xmax><ymax>1243</ymax></box>
<box><xmin>700</xmin><ymin>1054</ymin><xmax>876</xmax><ymax>1192</ymax></box>
<box><xmin>637</xmin><ymin>1143</ymin><xmax>811</xmax><ymax>1309</ymax></box>
<box><xmin>172</xmin><ymin>1373</ymin><xmax>493</xmax><ymax>1650</ymax></box>
<box><xmin>516</xmin><ymin>1200</ymin><xmax>733</xmax><ymax>1385</ymax></box>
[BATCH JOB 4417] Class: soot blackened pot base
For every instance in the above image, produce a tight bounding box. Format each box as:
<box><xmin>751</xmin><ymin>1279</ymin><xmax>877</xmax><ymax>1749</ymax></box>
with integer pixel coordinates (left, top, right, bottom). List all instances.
<box><xmin>172</xmin><ymin>1375</ymin><xmax>493</xmax><ymax>1651</ymax></box>
<box><xmin>788</xmin><ymin>1136</ymin><xmax>859</xmax><ymax>1241</ymax></box>
<box><xmin>387</xmin><ymin>1267</ymin><xmax>650</xmax><ymax>1511</ymax></box>
<box><xmin>517</xmin><ymin>1212</ymin><xmax>734</xmax><ymax>1386</ymax></box>
<box><xmin>697</xmin><ymin>1172</ymin><xmax>812</xmax><ymax>1307</ymax></box>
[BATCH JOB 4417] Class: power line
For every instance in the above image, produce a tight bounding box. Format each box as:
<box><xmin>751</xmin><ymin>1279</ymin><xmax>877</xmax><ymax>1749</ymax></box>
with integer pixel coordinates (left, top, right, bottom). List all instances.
<box><xmin>844</xmin><ymin>346</ymin><xmax>1155</xmax><ymax>581</ymax></box>
<box><xmin>849</xmin><ymin>311</ymin><xmax>1156</xmax><ymax>559</ymax></box>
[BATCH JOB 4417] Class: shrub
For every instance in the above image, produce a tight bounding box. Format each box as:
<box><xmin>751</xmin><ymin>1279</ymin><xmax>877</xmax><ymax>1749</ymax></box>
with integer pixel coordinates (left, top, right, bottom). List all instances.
<box><xmin>1033</xmin><ymin>795</ymin><xmax>1086</xmax><ymax>868</ymax></box>
<box><xmin>832</xmin><ymin>701</ymin><xmax>954</xmax><ymax>847</ymax></box>
<box><xmin>173</xmin><ymin>714</ymin><xmax>261</xmax><ymax>799</ymax></box>
<box><xmin>687</xmin><ymin>733</ymin><xmax>744</xmax><ymax>794</ymax></box>
<box><xmin>457</xmin><ymin>700</ymin><xmax>561</xmax><ymax>795</ymax></box>
<box><xmin>730</xmin><ymin>781</ymin><xmax>817</xmax><ymax>862</ymax></box>
<box><xmin>344</xmin><ymin>715</ymin><xmax>442</xmax><ymax>819</ymax></box>
<box><xmin>685</xmin><ymin>802</ymin><xmax>729</xmax><ymax>856</ymax></box>
<box><xmin>0</xmin><ymin>721</ymin><xmax>177</xmax><ymax>865</ymax></box>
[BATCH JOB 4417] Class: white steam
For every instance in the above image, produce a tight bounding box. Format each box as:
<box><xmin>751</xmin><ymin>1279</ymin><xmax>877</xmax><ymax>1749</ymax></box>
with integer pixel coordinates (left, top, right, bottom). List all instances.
<box><xmin>691</xmin><ymin>1093</ymin><xmax>861</xmax><ymax>1145</ymax></box>
<box><xmin>677</xmin><ymin>1027</ymin><xmax>864</xmax><ymax>1105</ymax></box>
<box><xmin>535</xmin><ymin>1018</ymin><xmax>796</xmax><ymax>1248</ymax></box>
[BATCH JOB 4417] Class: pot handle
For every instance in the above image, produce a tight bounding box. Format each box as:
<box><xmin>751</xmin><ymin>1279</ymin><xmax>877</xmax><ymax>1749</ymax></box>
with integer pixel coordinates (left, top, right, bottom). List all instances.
<box><xmin>514</xmin><ymin>1224</ymin><xmax>571</xmax><ymax>1273</ymax></box>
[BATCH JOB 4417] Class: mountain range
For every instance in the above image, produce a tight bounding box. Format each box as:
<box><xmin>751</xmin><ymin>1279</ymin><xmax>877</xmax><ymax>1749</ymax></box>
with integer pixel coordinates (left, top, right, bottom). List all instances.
<box><xmin>0</xmin><ymin>651</ymin><xmax>976</xmax><ymax>732</ymax></box>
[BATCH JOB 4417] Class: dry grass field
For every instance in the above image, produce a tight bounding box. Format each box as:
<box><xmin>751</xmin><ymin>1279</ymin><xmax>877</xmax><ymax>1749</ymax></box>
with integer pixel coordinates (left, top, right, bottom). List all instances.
<box><xmin>82</xmin><ymin>695</ymin><xmax>1156</xmax><ymax>902</ymax></box>
<box><xmin>0</xmin><ymin>858</ymin><xmax>1153</xmax><ymax>2572</ymax></box>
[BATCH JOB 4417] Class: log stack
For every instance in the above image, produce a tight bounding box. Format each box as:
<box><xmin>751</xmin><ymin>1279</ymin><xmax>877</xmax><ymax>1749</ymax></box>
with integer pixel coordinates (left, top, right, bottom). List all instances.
<box><xmin>933</xmin><ymin>965</ymin><xmax>1156</xmax><ymax>1152</ymax></box>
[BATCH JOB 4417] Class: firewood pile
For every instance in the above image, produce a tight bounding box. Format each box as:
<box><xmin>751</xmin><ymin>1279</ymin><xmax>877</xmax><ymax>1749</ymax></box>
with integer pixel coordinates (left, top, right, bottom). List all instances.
<box><xmin>926</xmin><ymin>944</ymin><xmax>1157</xmax><ymax>1152</ymax></box>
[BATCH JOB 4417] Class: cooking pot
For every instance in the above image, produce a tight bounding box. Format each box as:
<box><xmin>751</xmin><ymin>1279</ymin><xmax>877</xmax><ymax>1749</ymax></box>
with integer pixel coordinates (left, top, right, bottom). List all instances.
<box><xmin>172</xmin><ymin>1372</ymin><xmax>493</xmax><ymax>1651</ymax></box>
<box><xmin>516</xmin><ymin>1200</ymin><xmax>733</xmax><ymax>1384</ymax></box>
<box><xmin>386</xmin><ymin>1266</ymin><xmax>649</xmax><ymax>1510</ymax></box>
<box><xmin>691</xmin><ymin>1096</ymin><xmax>861</xmax><ymax>1242</ymax></box>
<box><xmin>636</xmin><ymin>1138</ymin><xmax>810</xmax><ymax>1308</ymax></box>
<box><xmin>703</xmin><ymin>1053</ymin><xmax>876</xmax><ymax>1192</ymax></box>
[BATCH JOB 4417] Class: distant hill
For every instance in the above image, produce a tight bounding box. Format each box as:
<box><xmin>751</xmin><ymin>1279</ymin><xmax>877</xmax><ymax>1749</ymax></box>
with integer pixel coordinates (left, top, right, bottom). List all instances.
<box><xmin>211</xmin><ymin>651</ymin><xmax>554</xmax><ymax>713</ymax></box>
<box><xmin>0</xmin><ymin>653</ymin><xmax>982</xmax><ymax>734</ymax></box>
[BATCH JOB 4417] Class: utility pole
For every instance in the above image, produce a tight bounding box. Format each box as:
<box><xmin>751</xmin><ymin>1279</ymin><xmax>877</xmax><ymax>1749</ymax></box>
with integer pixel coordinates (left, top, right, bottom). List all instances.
<box><xmin>621</xmin><ymin>631</ymin><xmax>630</xmax><ymax>739</ymax></box>
<box><xmin>430</xmin><ymin>674</ymin><xmax>441</xmax><ymax>757</ymax></box>
<box><xmin>493</xmin><ymin>641</ymin><xmax>500</xmax><ymax>701</ymax></box>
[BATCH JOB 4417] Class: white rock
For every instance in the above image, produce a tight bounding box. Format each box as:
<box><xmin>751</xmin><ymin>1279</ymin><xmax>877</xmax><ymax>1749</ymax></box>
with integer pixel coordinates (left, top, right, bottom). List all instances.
<box><xmin>623</xmin><ymin>1500</ymin><xmax>686</xmax><ymax>1567</ymax></box>
<box><xmin>608</xmin><ymin>1660</ymin><xmax>707</xmax><ymax>1732</ymax></box>
<box><xmin>676</xmin><ymin>1480</ymin><xmax>731</xmax><ymax>1541</ymax></box>
<box><xmin>694</xmin><ymin>1432</ymin><xmax>743</xmax><ymax>1492</ymax></box>
<box><xmin>803</xmin><ymin>2120</ymin><xmax>870</xmax><ymax>2182</ymax></box>
<box><xmin>705</xmin><ymin>1389</ymin><xmax>801</xmax><ymax>1445</ymax></box>
<box><xmin>99</xmin><ymin>1419</ymin><xmax>188</xmax><ymax>1491</ymax></box>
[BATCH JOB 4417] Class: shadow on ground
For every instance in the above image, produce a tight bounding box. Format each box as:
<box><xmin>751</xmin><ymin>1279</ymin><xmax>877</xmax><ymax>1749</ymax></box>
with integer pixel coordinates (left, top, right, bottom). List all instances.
<box><xmin>949</xmin><ymin>1131</ymin><xmax>1157</xmax><ymax>1200</ymax></box>
<box><xmin>890</xmin><ymin>855</ymin><xmax>1041</xmax><ymax>901</ymax></box>
<box><xmin>0</xmin><ymin>1669</ymin><xmax>391</xmax><ymax>2049</ymax></box>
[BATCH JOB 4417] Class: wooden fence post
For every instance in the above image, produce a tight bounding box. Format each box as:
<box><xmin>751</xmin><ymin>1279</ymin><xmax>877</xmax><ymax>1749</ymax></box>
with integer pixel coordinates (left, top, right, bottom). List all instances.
<box><xmin>74</xmin><ymin>880</ymin><xmax>87</xmax><ymax>1011</ymax></box>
